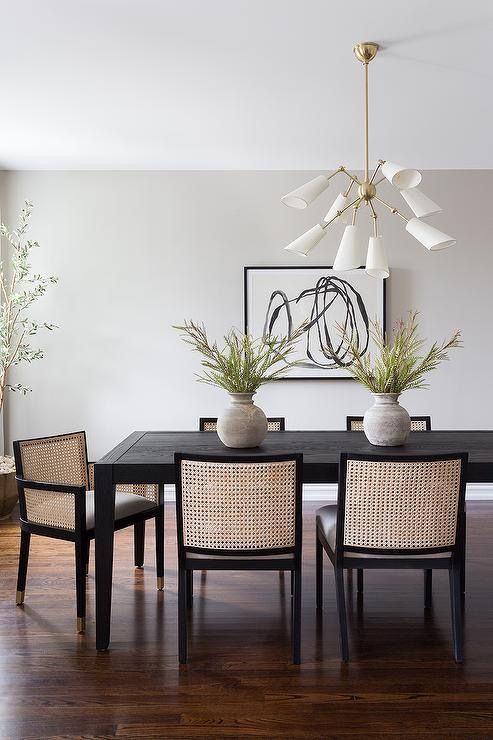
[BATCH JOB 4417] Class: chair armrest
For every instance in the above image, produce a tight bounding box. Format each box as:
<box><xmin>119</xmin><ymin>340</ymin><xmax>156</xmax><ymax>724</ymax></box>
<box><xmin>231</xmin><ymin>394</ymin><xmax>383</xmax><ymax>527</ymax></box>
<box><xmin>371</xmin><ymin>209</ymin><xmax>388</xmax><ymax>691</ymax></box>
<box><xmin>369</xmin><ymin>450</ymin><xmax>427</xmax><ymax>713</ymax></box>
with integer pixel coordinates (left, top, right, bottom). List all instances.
<box><xmin>15</xmin><ymin>476</ymin><xmax>86</xmax><ymax>496</ymax></box>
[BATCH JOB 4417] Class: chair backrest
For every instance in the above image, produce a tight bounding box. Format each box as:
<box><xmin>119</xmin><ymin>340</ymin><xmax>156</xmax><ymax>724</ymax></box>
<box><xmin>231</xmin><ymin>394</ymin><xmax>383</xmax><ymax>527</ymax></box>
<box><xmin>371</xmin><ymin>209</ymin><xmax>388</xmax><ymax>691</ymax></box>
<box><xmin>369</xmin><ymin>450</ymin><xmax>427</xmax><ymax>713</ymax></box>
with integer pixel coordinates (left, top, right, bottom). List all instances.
<box><xmin>199</xmin><ymin>417</ymin><xmax>285</xmax><ymax>432</ymax></box>
<box><xmin>337</xmin><ymin>453</ymin><xmax>467</xmax><ymax>557</ymax></box>
<box><xmin>13</xmin><ymin>431</ymin><xmax>89</xmax><ymax>531</ymax></box>
<box><xmin>175</xmin><ymin>453</ymin><xmax>302</xmax><ymax>559</ymax></box>
<box><xmin>346</xmin><ymin>415</ymin><xmax>431</xmax><ymax>431</ymax></box>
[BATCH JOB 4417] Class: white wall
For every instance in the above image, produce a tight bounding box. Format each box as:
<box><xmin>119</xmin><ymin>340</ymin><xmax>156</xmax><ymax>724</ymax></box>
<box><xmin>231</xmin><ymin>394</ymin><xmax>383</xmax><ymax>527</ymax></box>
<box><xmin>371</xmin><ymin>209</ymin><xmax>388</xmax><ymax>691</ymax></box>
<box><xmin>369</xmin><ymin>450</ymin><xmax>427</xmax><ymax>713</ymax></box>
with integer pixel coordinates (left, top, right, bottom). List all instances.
<box><xmin>0</xmin><ymin>170</ymin><xmax>491</xmax><ymax>460</ymax></box>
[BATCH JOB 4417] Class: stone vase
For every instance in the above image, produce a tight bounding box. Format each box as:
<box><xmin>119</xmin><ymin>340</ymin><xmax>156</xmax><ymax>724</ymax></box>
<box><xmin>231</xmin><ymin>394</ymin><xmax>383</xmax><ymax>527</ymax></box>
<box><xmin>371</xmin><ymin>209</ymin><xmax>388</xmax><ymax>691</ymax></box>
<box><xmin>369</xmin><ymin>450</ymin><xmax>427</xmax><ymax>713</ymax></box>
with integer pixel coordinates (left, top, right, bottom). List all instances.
<box><xmin>0</xmin><ymin>471</ymin><xmax>18</xmax><ymax>519</ymax></box>
<box><xmin>363</xmin><ymin>393</ymin><xmax>411</xmax><ymax>447</ymax></box>
<box><xmin>217</xmin><ymin>392</ymin><xmax>268</xmax><ymax>448</ymax></box>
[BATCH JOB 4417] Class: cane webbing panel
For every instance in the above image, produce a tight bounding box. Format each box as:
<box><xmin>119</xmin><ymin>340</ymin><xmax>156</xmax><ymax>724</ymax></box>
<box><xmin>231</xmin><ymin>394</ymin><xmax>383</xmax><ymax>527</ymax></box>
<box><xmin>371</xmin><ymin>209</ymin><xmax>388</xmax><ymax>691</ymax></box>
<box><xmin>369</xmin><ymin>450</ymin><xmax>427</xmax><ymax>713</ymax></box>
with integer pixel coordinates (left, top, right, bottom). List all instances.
<box><xmin>349</xmin><ymin>418</ymin><xmax>428</xmax><ymax>432</ymax></box>
<box><xmin>87</xmin><ymin>464</ymin><xmax>159</xmax><ymax>503</ymax></box>
<box><xmin>202</xmin><ymin>419</ymin><xmax>283</xmax><ymax>432</ymax></box>
<box><xmin>19</xmin><ymin>433</ymin><xmax>88</xmax><ymax>530</ymax></box>
<box><xmin>180</xmin><ymin>459</ymin><xmax>296</xmax><ymax>550</ymax></box>
<box><xmin>343</xmin><ymin>458</ymin><xmax>462</xmax><ymax>550</ymax></box>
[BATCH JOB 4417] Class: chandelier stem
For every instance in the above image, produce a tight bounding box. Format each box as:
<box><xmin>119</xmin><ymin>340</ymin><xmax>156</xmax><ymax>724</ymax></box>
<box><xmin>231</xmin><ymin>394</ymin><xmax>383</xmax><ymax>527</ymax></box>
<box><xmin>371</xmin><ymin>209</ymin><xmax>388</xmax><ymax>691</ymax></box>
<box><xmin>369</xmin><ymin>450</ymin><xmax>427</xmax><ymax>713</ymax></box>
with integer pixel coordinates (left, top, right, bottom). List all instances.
<box><xmin>364</xmin><ymin>61</ymin><xmax>369</xmax><ymax>182</ymax></box>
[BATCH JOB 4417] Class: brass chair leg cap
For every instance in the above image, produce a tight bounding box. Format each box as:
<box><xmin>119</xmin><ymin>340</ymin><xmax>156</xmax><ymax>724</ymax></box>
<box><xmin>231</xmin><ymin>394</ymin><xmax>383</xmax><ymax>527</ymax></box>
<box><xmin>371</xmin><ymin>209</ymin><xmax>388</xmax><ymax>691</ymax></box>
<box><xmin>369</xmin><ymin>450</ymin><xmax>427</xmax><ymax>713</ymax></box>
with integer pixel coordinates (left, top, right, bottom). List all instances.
<box><xmin>157</xmin><ymin>576</ymin><xmax>164</xmax><ymax>591</ymax></box>
<box><xmin>77</xmin><ymin>617</ymin><xmax>86</xmax><ymax>633</ymax></box>
<box><xmin>16</xmin><ymin>590</ymin><xmax>25</xmax><ymax>606</ymax></box>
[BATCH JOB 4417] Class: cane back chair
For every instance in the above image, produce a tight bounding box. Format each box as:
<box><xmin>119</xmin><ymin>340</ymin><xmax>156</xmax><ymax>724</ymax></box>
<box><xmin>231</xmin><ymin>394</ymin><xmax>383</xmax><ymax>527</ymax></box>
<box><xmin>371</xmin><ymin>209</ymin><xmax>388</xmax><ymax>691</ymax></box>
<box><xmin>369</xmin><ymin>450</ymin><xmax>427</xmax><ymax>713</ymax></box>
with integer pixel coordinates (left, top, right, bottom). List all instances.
<box><xmin>316</xmin><ymin>452</ymin><xmax>467</xmax><ymax>662</ymax></box>
<box><xmin>346</xmin><ymin>416</ymin><xmax>432</xmax><ymax>432</ymax></box>
<box><xmin>14</xmin><ymin>431</ymin><xmax>164</xmax><ymax>633</ymax></box>
<box><xmin>347</xmin><ymin>414</ymin><xmax>433</xmax><ymax>595</ymax></box>
<box><xmin>175</xmin><ymin>452</ymin><xmax>303</xmax><ymax>664</ymax></box>
<box><xmin>199</xmin><ymin>417</ymin><xmax>285</xmax><ymax>432</ymax></box>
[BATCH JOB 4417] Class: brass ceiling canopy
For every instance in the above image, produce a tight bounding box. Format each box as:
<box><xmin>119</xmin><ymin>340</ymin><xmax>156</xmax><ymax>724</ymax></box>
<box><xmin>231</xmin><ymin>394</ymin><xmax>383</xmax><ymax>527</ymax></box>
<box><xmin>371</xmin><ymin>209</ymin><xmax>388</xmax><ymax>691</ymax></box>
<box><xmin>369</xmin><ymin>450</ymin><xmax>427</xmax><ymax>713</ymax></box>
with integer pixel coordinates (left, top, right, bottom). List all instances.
<box><xmin>353</xmin><ymin>42</ymin><xmax>379</xmax><ymax>64</ymax></box>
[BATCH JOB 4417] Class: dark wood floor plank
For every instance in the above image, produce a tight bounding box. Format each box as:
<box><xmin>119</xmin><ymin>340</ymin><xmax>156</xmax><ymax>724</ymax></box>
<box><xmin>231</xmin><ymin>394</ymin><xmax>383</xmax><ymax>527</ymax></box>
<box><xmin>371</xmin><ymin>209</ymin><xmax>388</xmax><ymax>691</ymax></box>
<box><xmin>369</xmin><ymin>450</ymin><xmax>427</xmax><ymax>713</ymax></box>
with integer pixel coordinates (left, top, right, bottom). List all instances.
<box><xmin>1</xmin><ymin>503</ymin><xmax>493</xmax><ymax>738</ymax></box>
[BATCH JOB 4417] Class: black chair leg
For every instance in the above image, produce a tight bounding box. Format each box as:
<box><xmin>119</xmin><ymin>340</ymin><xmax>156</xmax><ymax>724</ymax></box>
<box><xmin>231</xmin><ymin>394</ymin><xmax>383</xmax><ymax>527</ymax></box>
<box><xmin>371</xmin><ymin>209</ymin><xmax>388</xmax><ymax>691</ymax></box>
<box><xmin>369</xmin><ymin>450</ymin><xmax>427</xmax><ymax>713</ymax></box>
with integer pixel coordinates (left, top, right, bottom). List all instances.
<box><xmin>316</xmin><ymin>534</ymin><xmax>323</xmax><ymax>612</ymax></box>
<box><xmin>85</xmin><ymin>540</ymin><xmax>90</xmax><ymax>576</ymax></box>
<box><xmin>16</xmin><ymin>530</ymin><xmax>31</xmax><ymax>605</ymax></box>
<box><xmin>292</xmin><ymin>568</ymin><xmax>302</xmax><ymax>664</ymax></box>
<box><xmin>449</xmin><ymin>564</ymin><xmax>464</xmax><ymax>663</ymax></box>
<box><xmin>290</xmin><ymin>570</ymin><xmax>294</xmax><ymax>598</ymax></box>
<box><xmin>335</xmin><ymin>566</ymin><xmax>349</xmax><ymax>661</ymax></box>
<box><xmin>424</xmin><ymin>569</ymin><xmax>432</xmax><ymax>608</ymax></box>
<box><xmin>75</xmin><ymin>540</ymin><xmax>87</xmax><ymax>633</ymax></box>
<box><xmin>460</xmin><ymin>510</ymin><xmax>466</xmax><ymax>596</ymax></box>
<box><xmin>178</xmin><ymin>568</ymin><xmax>188</xmax><ymax>663</ymax></box>
<box><xmin>186</xmin><ymin>569</ymin><xmax>193</xmax><ymax>608</ymax></box>
<box><xmin>134</xmin><ymin>521</ymin><xmax>145</xmax><ymax>568</ymax></box>
<box><xmin>357</xmin><ymin>568</ymin><xmax>364</xmax><ymax>594</ymax></box>
<box><xmin>155</xmin><ymin>509</ymin><xmax>164</xmax><ymax>590</ymax></box>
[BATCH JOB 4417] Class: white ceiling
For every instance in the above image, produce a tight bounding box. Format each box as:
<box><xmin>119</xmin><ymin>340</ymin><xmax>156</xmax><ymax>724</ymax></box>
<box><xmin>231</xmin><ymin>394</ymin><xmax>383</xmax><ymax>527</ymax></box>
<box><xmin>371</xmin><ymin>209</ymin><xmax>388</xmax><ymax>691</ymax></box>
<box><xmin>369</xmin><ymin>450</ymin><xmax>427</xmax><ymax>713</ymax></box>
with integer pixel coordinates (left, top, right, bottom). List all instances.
<box><xmin>0</xmin><ymin>0</ymin><xmax>491</xmax><ymax>170</ymax></box>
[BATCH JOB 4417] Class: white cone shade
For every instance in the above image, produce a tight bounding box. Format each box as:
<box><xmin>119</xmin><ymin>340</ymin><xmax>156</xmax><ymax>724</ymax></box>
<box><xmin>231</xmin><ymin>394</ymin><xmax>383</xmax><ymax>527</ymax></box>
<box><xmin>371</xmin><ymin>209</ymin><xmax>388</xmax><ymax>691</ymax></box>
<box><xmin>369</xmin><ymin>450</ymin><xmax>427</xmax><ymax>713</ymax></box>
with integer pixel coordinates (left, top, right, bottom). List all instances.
<box><xmin>284</xmin><ymin>224</ymin><xmax>326</xmax><ymax>256</ymax></box>
<box><xmin>405</xmin><ymin>217</ymin><xmax>455</xmax><ymax>251</ymax></box>
<box><xmin>381</xmin><ymin>161</ymin><xmax>421</xmax><ymax>189</ymax></box>
<box><xmin>323</xmin><ymin>192</ymin><xmax>350</xmax><ymax>225</ymax></box>
<box><xmin>365</xmin><ymin>236</ymin><xmax>389</xmax><ymax>279</ymax></box>
<box><xmin>281</xmin><ymin>175</ymin><xmax>330</xmax><ymax>209</ymax></box>
<box><xmin>400</xmin><ymin>187</ymin><xmax>441</xmax><ymax>218</ymax></box>
<box><xmin>333</xmin><ymin>225</ymin><xmax>363</xmax><ymax>271</ymax></box>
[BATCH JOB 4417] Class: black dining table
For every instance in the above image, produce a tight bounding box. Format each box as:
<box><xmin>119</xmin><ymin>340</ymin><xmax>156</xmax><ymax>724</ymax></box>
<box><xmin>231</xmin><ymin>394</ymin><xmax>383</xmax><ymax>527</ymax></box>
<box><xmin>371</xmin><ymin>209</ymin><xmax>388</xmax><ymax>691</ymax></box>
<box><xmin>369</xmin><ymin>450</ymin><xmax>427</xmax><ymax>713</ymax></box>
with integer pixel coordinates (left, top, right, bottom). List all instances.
<box><xmin>94</xmin><ymin>429</ymin><xmax>493</xmax><ymax>650</ymax></box>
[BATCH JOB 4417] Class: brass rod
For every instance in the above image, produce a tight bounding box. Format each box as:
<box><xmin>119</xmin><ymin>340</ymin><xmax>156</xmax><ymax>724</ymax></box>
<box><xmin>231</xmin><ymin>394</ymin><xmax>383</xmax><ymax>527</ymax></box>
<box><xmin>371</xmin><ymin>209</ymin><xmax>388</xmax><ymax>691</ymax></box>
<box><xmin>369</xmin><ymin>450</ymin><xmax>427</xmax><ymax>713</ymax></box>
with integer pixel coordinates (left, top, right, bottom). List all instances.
<box><xmin>322</xmin><ymin>196</ymin><xmax>361</xmax><ymax>230</ymax></box>
<box><xmin>369</xmin><ymin>161</ymin><xmax>382</xmax><ymax>185</ymax></box>
<box><xmin>351</xmin><ymin>200</ymin><xmax>361</xmax><ymax>226</ymax></box>
<box><xmin>343</xmin><ymin>179</ymin><xmax>355</xmax><ymax>198</ymax></box>
<box><xmin>374</xmin><ymin>196</ymin><xmax>409</xmax><ymax>222</ymax></box>
<box><xmin>364</xmin><ymin>61</ymin><xmax>369</xmax><ymax>182</ymax></box>
<box><xmin>341</xmin><ymin>167</ymin><xmax>361</xmax><ymax>185</ymax></box>
<box><xmin>374</xmin><ymin>176</ymin><xmax>385</xmax><ymax>186</ymax></box>
<box><xmin>369</xmin><ymin>200</ymin><xmax>378</xmax><ymax>236</ymax></box>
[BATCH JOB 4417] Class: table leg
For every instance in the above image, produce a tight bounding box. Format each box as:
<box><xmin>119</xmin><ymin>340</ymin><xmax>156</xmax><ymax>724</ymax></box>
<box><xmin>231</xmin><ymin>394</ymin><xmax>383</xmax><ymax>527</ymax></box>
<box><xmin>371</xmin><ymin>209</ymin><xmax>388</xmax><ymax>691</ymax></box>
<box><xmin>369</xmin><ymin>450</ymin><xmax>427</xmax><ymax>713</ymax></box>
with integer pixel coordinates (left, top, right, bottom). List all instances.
<box><xmin>461</xmin><ymin>509</ymin><xmax>466</xmax><ymax>596</ymax></box>
<box><xmin>95</xmin><ymin>463</ymin><xmax>115</xmax><ymax>651</ymax></box>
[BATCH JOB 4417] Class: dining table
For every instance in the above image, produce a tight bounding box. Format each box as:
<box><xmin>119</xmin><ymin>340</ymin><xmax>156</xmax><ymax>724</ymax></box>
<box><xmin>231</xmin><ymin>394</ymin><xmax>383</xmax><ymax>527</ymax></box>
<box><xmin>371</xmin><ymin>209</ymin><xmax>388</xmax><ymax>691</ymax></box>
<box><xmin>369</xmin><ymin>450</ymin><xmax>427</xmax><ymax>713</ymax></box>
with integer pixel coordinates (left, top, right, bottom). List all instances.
<box><xmin>94</xmin><ymin>429</ymin><xmax>493</xmax><ymax>650</ymax></box>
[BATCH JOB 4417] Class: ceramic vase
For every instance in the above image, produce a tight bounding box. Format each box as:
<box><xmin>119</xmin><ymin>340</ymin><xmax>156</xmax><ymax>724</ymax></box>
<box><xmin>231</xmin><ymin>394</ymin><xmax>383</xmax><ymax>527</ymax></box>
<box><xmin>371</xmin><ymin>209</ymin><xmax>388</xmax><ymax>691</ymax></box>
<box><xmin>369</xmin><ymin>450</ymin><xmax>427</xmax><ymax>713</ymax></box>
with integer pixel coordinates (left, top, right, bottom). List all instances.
<box><xmin>363</xmin><ymin>393</ymin><xmax>411</xmax><ymax>447</ymax></box>
<box><xmin>217</xmin><ymin>393</ymin><xmax>268</xmax><ymax>448</ymax></box>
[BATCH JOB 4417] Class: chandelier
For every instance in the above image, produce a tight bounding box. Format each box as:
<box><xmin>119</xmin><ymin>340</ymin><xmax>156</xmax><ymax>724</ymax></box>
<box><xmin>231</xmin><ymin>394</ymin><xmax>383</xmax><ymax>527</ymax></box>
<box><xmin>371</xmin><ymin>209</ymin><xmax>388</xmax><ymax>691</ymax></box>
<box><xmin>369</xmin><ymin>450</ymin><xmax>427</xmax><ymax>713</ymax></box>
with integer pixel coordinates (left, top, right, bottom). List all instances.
<box><xmin>280</xmin><ymin>42</ymin><xmax>455</xmax><ymax>278</ymax></box>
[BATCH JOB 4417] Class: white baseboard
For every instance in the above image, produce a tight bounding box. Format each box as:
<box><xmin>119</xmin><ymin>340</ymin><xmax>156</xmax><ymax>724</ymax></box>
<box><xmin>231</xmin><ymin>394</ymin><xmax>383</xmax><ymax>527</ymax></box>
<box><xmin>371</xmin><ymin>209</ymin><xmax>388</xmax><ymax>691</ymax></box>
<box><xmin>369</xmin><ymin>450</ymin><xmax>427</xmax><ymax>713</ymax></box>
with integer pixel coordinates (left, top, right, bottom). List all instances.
<box><xmin>163</xmin><ymin>483</ymin><xmax>493</xmax><ymax>503</ymax></box>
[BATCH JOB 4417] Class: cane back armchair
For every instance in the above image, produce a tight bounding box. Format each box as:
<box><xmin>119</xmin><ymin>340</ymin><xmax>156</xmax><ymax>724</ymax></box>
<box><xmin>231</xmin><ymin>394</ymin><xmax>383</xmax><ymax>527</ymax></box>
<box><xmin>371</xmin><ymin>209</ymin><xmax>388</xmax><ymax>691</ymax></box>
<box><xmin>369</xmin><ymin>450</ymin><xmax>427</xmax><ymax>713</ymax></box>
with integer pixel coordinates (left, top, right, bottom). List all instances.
<box><xmin>346</xmin><ymin>416</ymin><xmax>432</xmax><ymax>431</ymax></box>
<box><xmin>347</xmin><ymin>414</ymin><xmax>433</xmax><ymax>595</ymax></box>
<box><xmin>13</xmin><ymin>431</ymin><xmax>164</xmax><ymax>633</ymax></box>
<box><xmin>316</xmin><ymin>452</ymin><xmax>467</xmax><ymax>662</ymax></box>
<box><xmin>175</xmin><ymin>452</ymin><xmax>303</xmax><ymax>664</ymax></box>
<box><xmin>199</xmin><ymin>417</ymin><xmax>285</xmax><ymax>432</ymax></box>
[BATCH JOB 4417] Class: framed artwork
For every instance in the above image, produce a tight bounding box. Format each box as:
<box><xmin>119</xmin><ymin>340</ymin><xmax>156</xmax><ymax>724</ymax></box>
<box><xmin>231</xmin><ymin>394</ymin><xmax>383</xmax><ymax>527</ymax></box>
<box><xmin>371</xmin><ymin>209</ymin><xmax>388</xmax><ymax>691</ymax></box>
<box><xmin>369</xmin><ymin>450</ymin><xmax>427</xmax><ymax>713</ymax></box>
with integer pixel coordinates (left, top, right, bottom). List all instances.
<box><xmin>244</xmin><ymin>266</ymin><xmax>386</xmax><ymax>380</ymax></box>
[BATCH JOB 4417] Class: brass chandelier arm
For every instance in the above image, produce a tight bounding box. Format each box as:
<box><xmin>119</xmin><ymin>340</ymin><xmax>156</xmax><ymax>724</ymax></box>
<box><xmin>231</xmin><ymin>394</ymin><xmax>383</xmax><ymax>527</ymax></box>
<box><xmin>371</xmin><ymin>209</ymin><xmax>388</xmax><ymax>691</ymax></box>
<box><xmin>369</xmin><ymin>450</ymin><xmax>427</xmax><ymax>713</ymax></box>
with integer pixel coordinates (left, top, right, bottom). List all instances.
<box><xmin>374</xmin><ymin>196</ymin><xmax>409</xmax><ymax>222</ymax></box>
<box><xmin>351</xmin><ymin>199</ymin><xmax>361</xmax><ymax>226</ymax></box>
<box><xmin>340</xmin><ymin>167</ymin><xmax>361</xmax><ymax>186</ymax></box>
<box><xmin>369</xmin><ymin>161</ymin><xmax>383</xmax><ymax>185</ymax></box>
<box><xmin>369</xmin><ymin>200</ymin><xmax>379</xmax><ymax>237</ymax></box>
<box><xmin>322</xmin><ymin>196</ymin><xmax>362</xmax><ymax>230</ymax></box>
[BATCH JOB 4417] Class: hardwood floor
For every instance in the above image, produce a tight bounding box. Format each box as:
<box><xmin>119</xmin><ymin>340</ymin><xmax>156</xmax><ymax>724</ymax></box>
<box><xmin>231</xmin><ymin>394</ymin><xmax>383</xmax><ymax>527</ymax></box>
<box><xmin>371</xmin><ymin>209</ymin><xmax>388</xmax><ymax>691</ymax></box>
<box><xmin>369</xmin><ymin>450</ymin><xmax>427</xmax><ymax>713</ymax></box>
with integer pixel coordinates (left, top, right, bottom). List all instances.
<box><xmin>1</xmin><ymin>503</ymin><xmax>493</xmax><ymax>738</ymax></box>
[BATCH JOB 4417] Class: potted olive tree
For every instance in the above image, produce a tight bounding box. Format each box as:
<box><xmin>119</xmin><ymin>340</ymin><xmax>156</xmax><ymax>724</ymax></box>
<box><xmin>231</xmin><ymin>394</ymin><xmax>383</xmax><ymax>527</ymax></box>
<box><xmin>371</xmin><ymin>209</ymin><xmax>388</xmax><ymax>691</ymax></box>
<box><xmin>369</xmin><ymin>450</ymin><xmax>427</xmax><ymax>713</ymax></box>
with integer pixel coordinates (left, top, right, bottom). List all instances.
<box><xmin>175</xmin><ymin>320</ymin><xmax>302</xmax><ymax>447</ymax></box>
<box><xmin>339</xmin><ymin>311</ymin><xmax>461</xmax><ymax>446</ymax></box>
<box><xmin>0</xmin><ymin>201</ymin><xmax>58</xmax><ymax>517</ymax></box>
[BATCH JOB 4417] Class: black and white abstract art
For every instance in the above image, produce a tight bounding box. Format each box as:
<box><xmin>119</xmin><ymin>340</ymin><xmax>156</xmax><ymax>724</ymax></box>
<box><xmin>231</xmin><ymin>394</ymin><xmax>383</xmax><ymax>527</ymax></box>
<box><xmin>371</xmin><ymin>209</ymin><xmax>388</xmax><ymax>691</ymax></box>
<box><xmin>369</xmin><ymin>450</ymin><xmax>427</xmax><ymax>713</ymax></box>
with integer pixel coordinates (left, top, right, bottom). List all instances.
<box><xmin>244</xmin><ymin>266</ymin><xmax>385</xmax><ymax>380</ymax></box>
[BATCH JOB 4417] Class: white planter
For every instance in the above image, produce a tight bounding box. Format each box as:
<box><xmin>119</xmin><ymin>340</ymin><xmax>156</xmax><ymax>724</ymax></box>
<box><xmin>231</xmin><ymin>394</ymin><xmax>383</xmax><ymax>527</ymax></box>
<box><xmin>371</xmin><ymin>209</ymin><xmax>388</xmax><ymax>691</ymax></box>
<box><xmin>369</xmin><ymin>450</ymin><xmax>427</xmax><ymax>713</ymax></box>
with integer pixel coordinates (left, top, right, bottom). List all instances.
<box><xmin>217</xmin><ymin>393</ymin><xmax>268</xmax><ymax>448</ymax></box>
<box><xmin>363</xmin><ymin>393</ymin><xmax>411</xmax><ymax>447</ymax></box>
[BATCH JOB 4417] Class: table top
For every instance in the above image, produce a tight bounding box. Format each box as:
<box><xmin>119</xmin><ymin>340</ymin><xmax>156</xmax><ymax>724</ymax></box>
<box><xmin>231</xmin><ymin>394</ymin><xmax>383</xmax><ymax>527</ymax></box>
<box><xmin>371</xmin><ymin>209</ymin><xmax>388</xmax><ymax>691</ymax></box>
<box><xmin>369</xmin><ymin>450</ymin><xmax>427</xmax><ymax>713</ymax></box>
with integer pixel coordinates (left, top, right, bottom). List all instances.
<box><xmin>97</xmin><ymin>430</ymin><xmax>493</xmax><ymax>484</ymax></box>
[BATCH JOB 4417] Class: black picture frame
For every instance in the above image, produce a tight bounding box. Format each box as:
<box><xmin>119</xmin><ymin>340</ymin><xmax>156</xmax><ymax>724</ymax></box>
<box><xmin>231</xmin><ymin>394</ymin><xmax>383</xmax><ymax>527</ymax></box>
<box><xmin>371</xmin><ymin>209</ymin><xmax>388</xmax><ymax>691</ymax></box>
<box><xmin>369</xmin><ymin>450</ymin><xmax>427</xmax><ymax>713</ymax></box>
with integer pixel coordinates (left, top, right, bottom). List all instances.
<box><xmin>244</xmin><ymin>265</ymin><xmax>386</xmax><ymax>381</ymax></box>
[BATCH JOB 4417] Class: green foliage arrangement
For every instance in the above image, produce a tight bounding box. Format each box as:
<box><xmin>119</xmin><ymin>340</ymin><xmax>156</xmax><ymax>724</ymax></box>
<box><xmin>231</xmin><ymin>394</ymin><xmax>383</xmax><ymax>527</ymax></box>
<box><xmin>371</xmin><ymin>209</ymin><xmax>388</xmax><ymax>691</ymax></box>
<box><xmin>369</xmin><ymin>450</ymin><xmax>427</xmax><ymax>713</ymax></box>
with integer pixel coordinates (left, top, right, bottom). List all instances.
<box><xmin>0</xmin><ymin>201</ymin><xmax>58</xmax><ymax>408</ymax></box>
<box><xmin>174</xmin><ymin>320</ymin><xmax>303</xmax><ymax>393</ymax></box>
<box><xmin>338</xmin><ymin>311</ymin><xmax>461</xmax><ymax>394</ymax></box>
